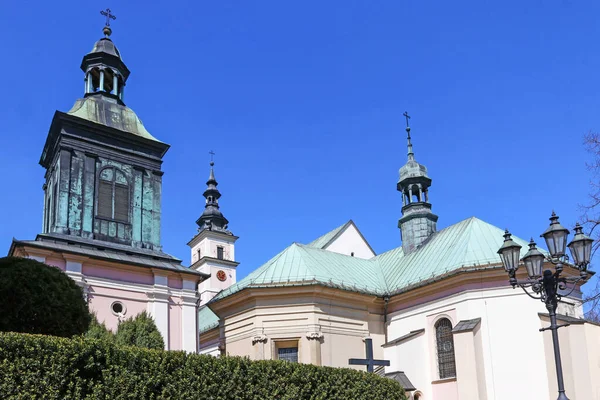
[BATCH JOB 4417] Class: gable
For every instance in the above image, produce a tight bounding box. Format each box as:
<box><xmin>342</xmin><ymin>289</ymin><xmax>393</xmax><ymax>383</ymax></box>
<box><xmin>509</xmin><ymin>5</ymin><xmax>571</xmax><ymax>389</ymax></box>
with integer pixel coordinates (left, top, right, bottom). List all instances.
<box><xmin>307</xmin><ymin>220</ymin><xmax>376</xmax><ymax>259</ymax></box>
<box><xmin>324</xmin><ymin>222</ymin><xmax>376</xmax><ymax>259</ymax></box>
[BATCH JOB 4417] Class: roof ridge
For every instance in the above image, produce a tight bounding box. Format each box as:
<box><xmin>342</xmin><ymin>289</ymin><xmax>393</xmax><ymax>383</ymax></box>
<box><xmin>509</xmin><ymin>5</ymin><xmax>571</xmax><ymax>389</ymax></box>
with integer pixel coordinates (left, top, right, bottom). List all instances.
<box><xmin>305</xmin><ymin>220</ymin><xmax>352</xmax><ymax>248</ymax></box>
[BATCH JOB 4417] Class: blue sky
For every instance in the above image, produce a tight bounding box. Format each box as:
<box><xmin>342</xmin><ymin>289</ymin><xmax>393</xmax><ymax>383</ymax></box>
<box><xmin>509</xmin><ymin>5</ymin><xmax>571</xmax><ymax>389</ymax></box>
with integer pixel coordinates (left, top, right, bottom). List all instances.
<box><xmin>1</xmin><ymin>1</ymin><xmax>599</xmax><ymax>298</ymax></box>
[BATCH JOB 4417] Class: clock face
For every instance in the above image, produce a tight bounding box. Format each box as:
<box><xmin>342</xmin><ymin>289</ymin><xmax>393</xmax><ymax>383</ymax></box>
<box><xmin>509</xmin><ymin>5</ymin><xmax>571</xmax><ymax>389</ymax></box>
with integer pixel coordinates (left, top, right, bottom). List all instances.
<box><xmin>216</xmin><ymin>270</ymin><xmax>227</xmax><ymax>282</ymax></box>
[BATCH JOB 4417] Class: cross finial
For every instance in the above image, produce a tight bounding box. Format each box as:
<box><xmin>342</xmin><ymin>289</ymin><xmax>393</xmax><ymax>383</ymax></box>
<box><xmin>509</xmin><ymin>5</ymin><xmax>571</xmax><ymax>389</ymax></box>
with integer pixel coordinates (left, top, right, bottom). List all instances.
<box><xmin>100</xmin><ymin>8</ymin><xmax>116</xmax><ymax>27</ymax></box>
<box><xmin>403</xmin><ymin>111</ymin><xmax>414</xmax><ymax>161</ymax></box>
<box><xmin>209</xmin><ymin>150</ymin><xmax>215</xmax><ymax>166</ymax></box>
<box><xmin>403</xmin><ymin>111</ymin><xmax>411</xmax><ymax>129</ymax></box>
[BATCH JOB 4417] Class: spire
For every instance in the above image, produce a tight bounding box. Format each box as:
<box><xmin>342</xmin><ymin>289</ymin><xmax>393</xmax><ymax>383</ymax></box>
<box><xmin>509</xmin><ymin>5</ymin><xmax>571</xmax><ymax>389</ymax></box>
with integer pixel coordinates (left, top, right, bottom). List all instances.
<box><xmin>397</xmin><ymin>112</ymin><xmax>438</xmax><ymax>254</ymax></box>
<box><xmin>81</xmin><ymin>9</ymin><xmax>129</xmax><ymax>104</ymax></box>
<box><xmin>195</xmin><ymin>152</ymin><xmax>232</xmax><ymax>235</ymax></box>
<box><xmin>404</xmin><ymin>111</ymin><xmax>414</xmax><ymax>161</ymax></box>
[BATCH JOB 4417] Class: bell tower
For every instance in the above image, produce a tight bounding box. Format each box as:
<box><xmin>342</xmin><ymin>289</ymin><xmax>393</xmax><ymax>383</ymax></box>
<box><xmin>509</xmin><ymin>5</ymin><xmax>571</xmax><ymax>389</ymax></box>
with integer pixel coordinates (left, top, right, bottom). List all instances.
<box><xmin>397</xmin><ymin>113</ymin><xmax>438</xmax><ymax>254</ymax></box>
<box><xmin>39</xmin><ymin>14</ymin><xmax>169</xmax><ymax>251</ymax></box>
<box><xmin>188</xmin><ymin>155</ymin><xmax>239</xmax><ymax>305</ymax></box>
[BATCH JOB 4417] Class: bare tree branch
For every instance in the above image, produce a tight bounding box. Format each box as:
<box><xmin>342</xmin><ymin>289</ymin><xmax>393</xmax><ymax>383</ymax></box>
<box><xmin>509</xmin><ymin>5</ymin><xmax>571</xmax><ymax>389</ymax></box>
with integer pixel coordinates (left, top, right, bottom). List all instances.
<box><xmin>579</xmin><ymin>132</ymin><xmax>600</xmax><ymax>320</ymax></box>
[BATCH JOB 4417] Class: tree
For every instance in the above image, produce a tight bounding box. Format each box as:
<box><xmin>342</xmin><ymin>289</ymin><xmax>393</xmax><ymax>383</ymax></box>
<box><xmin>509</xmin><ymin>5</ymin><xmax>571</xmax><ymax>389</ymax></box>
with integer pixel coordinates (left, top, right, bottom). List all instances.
<box><xmin>579</xmin><ymin>132</ymin><xmax>600</xmax><ymax>321</ymax></box>
<box><xmin>0</xmin><ymin>256</ymin><xmax>91</xmax><ymax>337</ymax></box>
<box><xmin>115</xmin><ymin>311</ymin><xmax>164</xmax><ymax>350</ymax></box>
<box><xmin>85</xmin><ymin>314</ymin><xmax>114</xmax><ymax>341</ymax></box>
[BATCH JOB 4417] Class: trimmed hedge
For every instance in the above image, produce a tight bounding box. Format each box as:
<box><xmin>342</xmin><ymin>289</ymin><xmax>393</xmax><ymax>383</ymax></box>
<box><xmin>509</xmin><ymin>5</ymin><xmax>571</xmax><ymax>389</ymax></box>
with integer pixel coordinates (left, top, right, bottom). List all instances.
<box><xmin>0</xmin><ymin>332</ymin><xmax>406</xmax><ymax>400</ymax></box>
<box><xmin>0</xmin><ymin>257</ymin><xmax>91</xmax><ymax>337</ymax></box>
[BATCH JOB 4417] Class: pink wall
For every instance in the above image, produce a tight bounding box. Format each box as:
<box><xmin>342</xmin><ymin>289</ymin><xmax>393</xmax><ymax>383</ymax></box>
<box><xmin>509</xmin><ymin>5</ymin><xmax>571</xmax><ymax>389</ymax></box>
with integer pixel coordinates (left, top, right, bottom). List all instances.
<box><xmin>83</xmin><ymin>264</ymin><xmax>154</xmax><ymax>285</ymax></box>
<box><xmin>45</xmin><ymin>257</ymin><xmax>66</xmax><ymax>271</ymax></box>
<box><xmin>89</xmin><ymin>286</ymin><xmax>148</xmax><ymax>331</ymax></box>
<box><xmin>169</xmin><ymin>297</ymin><xmax>182</xmax><ymax>350</ymax></box>
<box><xmin>168</xmin><ymin>276</ymin><xmax>183</xmax><ymax>289</ymax></box>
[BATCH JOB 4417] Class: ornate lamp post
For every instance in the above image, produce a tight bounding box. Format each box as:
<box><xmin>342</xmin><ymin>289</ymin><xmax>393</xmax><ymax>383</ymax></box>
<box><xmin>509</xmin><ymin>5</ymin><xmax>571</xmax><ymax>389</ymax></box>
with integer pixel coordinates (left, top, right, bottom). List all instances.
<box><xmin>497</xmin><ymin>212</ymin><xmax>593</xmax><ymax>400</ymax></box>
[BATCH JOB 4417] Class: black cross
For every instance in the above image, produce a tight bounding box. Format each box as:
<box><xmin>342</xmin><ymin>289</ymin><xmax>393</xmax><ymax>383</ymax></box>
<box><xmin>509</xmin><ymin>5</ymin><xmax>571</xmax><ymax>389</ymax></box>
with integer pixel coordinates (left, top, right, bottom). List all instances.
<box><xmin>100</xmin><ymin>8</ymin><xmax>116</xmax><ymax>26</ymax></box>
<box><xmin>403</xmin><ymin>111</ymin><xmax>411</xmax><ymax>128</ymax></box>
<box><xmin>348</xmin><ymin>337</ymin><xmax>390</xmax><ymax>373</ymax></box>
<box><xmin>209</xmin><ymin>150</ymin><xmax>215</xmax><ymax>162</ymax></box>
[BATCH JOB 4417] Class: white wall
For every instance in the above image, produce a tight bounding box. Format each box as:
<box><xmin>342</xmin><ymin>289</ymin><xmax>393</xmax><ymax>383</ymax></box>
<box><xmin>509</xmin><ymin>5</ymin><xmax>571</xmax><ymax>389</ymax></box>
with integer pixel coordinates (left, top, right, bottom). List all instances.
<box><xmin>384</xmin><ymin>287</ymin><xmax>581</xmax><ymax>400</ymax></box>
<box><xmin>190</xmin><ymin>235</ymin><xmax>236</xmax><ymax>264</ymax></box>
<box><xmin>324</xmin><ymin>224</ymin><xmax>375</xmax><ymax>259</ymax></box>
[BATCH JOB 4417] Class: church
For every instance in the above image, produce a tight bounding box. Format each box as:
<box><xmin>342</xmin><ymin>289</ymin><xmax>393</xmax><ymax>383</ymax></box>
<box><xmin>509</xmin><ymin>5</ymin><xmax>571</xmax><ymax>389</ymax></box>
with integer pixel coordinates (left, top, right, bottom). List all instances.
<box><xmin>196</xmin><ymin>115</ymin><xmax>600</xmax><ymax>397</ymax></box>
<box><xmin>7</xmin><ymin>16</ymin><xmax>600</xmax><ymax>400</ymax></box>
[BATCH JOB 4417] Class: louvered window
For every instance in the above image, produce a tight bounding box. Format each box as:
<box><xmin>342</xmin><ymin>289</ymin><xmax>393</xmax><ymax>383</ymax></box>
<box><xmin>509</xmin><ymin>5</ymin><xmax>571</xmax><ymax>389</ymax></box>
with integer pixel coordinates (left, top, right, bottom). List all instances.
<box><xmin>217</xmin><ymin>246</ymin><xmax>224</xmax><ymax>260</ymax></box>
<box><xmin>97</xmin><ymin>167</ymin><xmax>130</xmax><ymax>222</ymax></box>
<box><xmin>435</xmin><ymin>318</ymin><xmax>456</xmax><ymax>379</ymax></box>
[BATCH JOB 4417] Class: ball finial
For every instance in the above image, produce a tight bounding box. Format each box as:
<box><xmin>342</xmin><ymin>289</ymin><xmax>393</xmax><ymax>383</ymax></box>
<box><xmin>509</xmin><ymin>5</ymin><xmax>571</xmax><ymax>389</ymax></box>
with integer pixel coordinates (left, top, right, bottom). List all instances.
<box><xmin>103</xmin><ymin>26</ymin><xmax>112</xmax><ymax>37</ymax></box>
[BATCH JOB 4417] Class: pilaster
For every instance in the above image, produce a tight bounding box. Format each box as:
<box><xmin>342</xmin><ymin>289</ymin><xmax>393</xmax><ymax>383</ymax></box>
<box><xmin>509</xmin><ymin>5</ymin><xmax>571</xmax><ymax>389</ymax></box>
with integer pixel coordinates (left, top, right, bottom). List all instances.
<box><xmin>149</xmin><ymin>272</ymin><xmax>170</xmax><ymax>350</ymax></box>
<box><xmin>181</xmin><ymin>279</ymin><xmax>199</xmax><ymax>352</ymax></box>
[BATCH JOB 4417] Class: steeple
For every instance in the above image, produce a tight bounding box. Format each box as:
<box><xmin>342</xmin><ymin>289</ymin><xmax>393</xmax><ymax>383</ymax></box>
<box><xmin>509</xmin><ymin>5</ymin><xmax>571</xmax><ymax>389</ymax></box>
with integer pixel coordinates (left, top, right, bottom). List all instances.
<box><xmin>397</xmin><ymin>113</ymin><xmax>438</xmax><ymax>254</ymax></box>
<box><xmin>196</xmin><ymin>154</ymin><xmax>232</xmax><ymax>234</ymax></box>
<box><xmin>81</xmin><ymin>9</ymin><xmax>130</xmax><ymax>104</ymax></box>
<box><xmin>38</xmin><ymin>10</ymin><xmax>170</xmax><ymax>251</ymax></box>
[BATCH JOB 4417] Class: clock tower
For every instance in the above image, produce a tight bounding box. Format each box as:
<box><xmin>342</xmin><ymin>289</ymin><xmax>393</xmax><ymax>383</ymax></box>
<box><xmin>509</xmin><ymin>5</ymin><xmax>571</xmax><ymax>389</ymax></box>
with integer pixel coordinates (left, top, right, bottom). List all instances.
<box><xmin>188</xmin><ymin>158</ymin><xmax>239</xmax><ymax>305</ymax></box>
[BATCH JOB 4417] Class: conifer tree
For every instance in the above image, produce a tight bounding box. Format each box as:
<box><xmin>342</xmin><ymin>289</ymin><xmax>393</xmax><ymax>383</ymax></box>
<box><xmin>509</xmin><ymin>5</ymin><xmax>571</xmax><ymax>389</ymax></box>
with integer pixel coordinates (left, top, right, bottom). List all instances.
<box><xmin>115</xmin><ymin>311</ymin><xmax>164</xmax><ymax>350</ymax></box>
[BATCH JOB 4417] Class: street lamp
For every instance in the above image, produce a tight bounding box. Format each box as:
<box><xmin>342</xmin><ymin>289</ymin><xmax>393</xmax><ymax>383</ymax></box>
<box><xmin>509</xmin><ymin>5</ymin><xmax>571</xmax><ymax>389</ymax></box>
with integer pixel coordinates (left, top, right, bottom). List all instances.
<box><xmin>497</xmin><ymin>212</ymin><xmax>592</xmax><ymax>400</ymax></box>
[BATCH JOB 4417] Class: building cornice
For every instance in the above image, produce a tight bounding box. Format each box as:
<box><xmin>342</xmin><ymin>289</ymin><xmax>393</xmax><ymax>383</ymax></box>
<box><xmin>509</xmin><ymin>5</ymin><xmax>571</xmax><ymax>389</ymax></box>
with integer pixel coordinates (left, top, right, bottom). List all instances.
<box><xmin>187</xmin><ymin>229</ymin><xmax>239</xmax><ymax>247</ymax></box>
<box><xmin>191</xmin><ymin>256</ymin><xmax>240</xmax><ymax>270</ymax></box>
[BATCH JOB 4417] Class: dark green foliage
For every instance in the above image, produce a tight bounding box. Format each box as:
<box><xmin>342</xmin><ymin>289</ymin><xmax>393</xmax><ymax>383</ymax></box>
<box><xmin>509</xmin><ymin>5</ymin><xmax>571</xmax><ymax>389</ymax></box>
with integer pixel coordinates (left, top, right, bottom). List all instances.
<box><xmin>0</xmin><ymin>257</ymin><xmax>91</xmax><ymax>337</ymax></box>
<box><xmin>115</xmin><ymin>311</ymin><xmax>164</xmax><ymax>350</ymax></box>
<box><xmin>0</xmin><ymin>332</ymin><xmax>407</xmax><ymax>400</ymax></box>
<box><xmin>84</xmin><ymin>314</ymin><xmax>114</xmax><ymax>342</ymax></box>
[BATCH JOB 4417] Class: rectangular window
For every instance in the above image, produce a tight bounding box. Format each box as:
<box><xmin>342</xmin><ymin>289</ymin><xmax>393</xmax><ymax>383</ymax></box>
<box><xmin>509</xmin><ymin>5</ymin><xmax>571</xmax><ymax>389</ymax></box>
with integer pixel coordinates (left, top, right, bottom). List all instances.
<box><xmin>217</xmin><ymin>246</ymin><xmax>224</xmax><ymax>260</ymax></box>
<box><xmin>98</xmin><ymin>180</ymin><xmax>113</xmax><ymax>219</ymax></box>
<box><xmin>277</xmin><ymin>347</ymin><xmax>298</xmax><ymax>363</ymax></box>
<box><xmin>197</xmin><ymin>248</ymin><xmax>201</xmax><ymax>260</ymax></box>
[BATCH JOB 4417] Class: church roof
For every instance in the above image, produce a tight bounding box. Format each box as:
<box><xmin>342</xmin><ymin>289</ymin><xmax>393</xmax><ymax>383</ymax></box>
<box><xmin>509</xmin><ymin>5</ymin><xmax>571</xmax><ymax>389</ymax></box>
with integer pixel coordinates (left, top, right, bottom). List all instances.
<box><xmin>306</xmin><ymin>221</ymin><xmax>350</xmax><ymax>249</ymax></box>
<box><xmin>66</xmin><ymin>95</ymin><xmax>162</xmax><ymax>142</ymax></box>
<box><xmin>376</xmin><ymin>216</ymin><xmax>535</xmax><ymax>294</ymax></box>
<box><xmin>198</xmin><ymin>306</ymin><xmax>220</xmax><ymax>333</ymax></box>
<box><xmin>9</xmin><ymin>233</ymin><xmax>207</xmax><ymax>278</ymax></box>
<box><xmin>209</xmin><ymin>217</ymin><xmax>535</xmax><ymax>305</ymax></box>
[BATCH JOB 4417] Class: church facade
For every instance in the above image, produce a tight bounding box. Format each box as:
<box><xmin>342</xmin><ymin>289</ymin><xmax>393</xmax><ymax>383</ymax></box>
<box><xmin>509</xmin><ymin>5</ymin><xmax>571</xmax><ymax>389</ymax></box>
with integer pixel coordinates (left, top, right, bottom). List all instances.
<box><xmin>199</xmin><ymin>122</ymin><xmax>600</xmax><ymax>399</ymax></box>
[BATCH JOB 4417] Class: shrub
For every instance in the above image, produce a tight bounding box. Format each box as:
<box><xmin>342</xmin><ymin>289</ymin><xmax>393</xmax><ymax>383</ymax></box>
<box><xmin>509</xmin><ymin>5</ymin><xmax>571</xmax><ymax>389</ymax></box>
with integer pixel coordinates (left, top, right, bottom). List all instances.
<box><xmin>115</xmin><ymin>311</ymin><xmax>164</xmax><ymax>350</ymax></box>
<box><xmin>0</xmin><ymin>257</ymin><xmax>91</xmax><ymax>337</ymax></box>
<box><xmin>0</xmin><ymin>332</ymin><xmax>407</xmax><ymax>400</ymax></box>
<box><xmin>84</xmin><ymin>314</ymin><xmax>114</xmax><ymax>342</ymax></box>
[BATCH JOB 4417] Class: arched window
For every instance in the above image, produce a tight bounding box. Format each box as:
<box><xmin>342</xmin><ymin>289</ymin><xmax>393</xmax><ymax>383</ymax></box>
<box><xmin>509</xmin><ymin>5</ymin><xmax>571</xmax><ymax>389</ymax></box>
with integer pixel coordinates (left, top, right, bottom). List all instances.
<box><xmin>435</xmin><ymin>318</ymin><xmax>456</xmax><ymax>379</ymax></box>
<box><xmin>98</xmin><ymin>167</ymin><xmax>129</xmax><ymax>222</ymax></box>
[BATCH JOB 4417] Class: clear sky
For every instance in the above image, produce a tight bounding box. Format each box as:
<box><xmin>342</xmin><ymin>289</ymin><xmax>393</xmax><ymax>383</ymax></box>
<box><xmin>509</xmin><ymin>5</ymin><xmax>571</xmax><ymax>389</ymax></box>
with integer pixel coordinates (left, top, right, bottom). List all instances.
<box><xmin>1</xmin><ymin>1</ymin><xmax>599</xmax><ymax>299</ymax></box>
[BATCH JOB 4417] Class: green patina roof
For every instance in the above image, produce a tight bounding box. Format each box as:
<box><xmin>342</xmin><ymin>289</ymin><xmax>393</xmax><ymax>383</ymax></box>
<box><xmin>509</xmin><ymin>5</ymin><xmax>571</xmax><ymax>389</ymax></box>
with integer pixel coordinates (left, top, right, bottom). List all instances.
<box><xmin>198</xmin><ymin>306</ymin><xmax>219</xmax><ymax>334</ymax></box>
<box><xmin>306</xmin><ymin>221</ymin><xmax>351</xmax><ymax>249</ymax></box>
<box><xmin>210</xmin><ymin>217</ymin><xmax>535</xmax><ymax>305</ymax></box>
<box><xmin>67</xmin><ymin>96</ymin><xmax>162</xmax><ymax>142</ymax></box>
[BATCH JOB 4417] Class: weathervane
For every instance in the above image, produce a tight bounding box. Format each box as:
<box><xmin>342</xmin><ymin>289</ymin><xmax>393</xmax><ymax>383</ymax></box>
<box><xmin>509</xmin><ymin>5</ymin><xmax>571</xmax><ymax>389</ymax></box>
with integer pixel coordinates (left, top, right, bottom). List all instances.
<box><xmin>100</xmin><ymin>8</ymin><xmax>116</xmax><ymax>26</ymax></box>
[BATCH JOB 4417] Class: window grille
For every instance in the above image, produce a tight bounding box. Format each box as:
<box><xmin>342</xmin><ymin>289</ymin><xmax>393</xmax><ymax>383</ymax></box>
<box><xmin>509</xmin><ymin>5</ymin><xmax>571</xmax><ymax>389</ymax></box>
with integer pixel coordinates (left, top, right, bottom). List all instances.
<box><xmin>278</xmin><ymin>347</ymin><xmax>298</xmax><ymax>363</ymax></box>
<box><xmin>97</xmin><ymin>167</ymin><xmax>129</xmax><ymax>222</ymax></box>
<box><xmin>435</xmin><ymin>318</ymin><xmax>456</xmax><ymax>379</ymax></box>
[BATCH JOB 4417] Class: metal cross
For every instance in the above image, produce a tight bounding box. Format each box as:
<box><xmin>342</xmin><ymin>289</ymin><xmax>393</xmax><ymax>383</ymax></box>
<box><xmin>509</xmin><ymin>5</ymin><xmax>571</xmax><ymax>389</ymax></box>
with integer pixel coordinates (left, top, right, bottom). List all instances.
<box><xmin>403</xmin><ymin>111</ymin><xmax>411</xmax><ymax>128</ymax></box>
<box><xmin>348</xmin><ymin>338</ymin><xmax>390</xmax><ymax>373</ymax></box>
<box><xmin>209</xmin><ymin>150</ymin><xmax>215</xmax><ymax>162</ymax></box>
<box><xmin>100</xmin><ymin>8</ymin><xmax>116</xmax><ymax>26</ymax></box>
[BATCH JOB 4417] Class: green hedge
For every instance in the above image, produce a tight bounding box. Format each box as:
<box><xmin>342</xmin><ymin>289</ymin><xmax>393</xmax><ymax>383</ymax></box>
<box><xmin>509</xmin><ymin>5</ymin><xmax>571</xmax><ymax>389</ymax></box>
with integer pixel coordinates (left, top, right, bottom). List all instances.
<box><xmin>0</xmin><ymin>332</ymin><xmax>406</xmax><ymax>400</ymax></box>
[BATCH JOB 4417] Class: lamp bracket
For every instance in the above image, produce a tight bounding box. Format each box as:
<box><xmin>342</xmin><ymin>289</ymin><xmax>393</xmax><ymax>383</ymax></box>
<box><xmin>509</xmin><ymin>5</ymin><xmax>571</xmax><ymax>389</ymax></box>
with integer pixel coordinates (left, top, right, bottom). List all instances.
<box><xmin>539</xmin><ymin>323</ymin><xmax>570</xmax><ymax>333</ymax></box>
